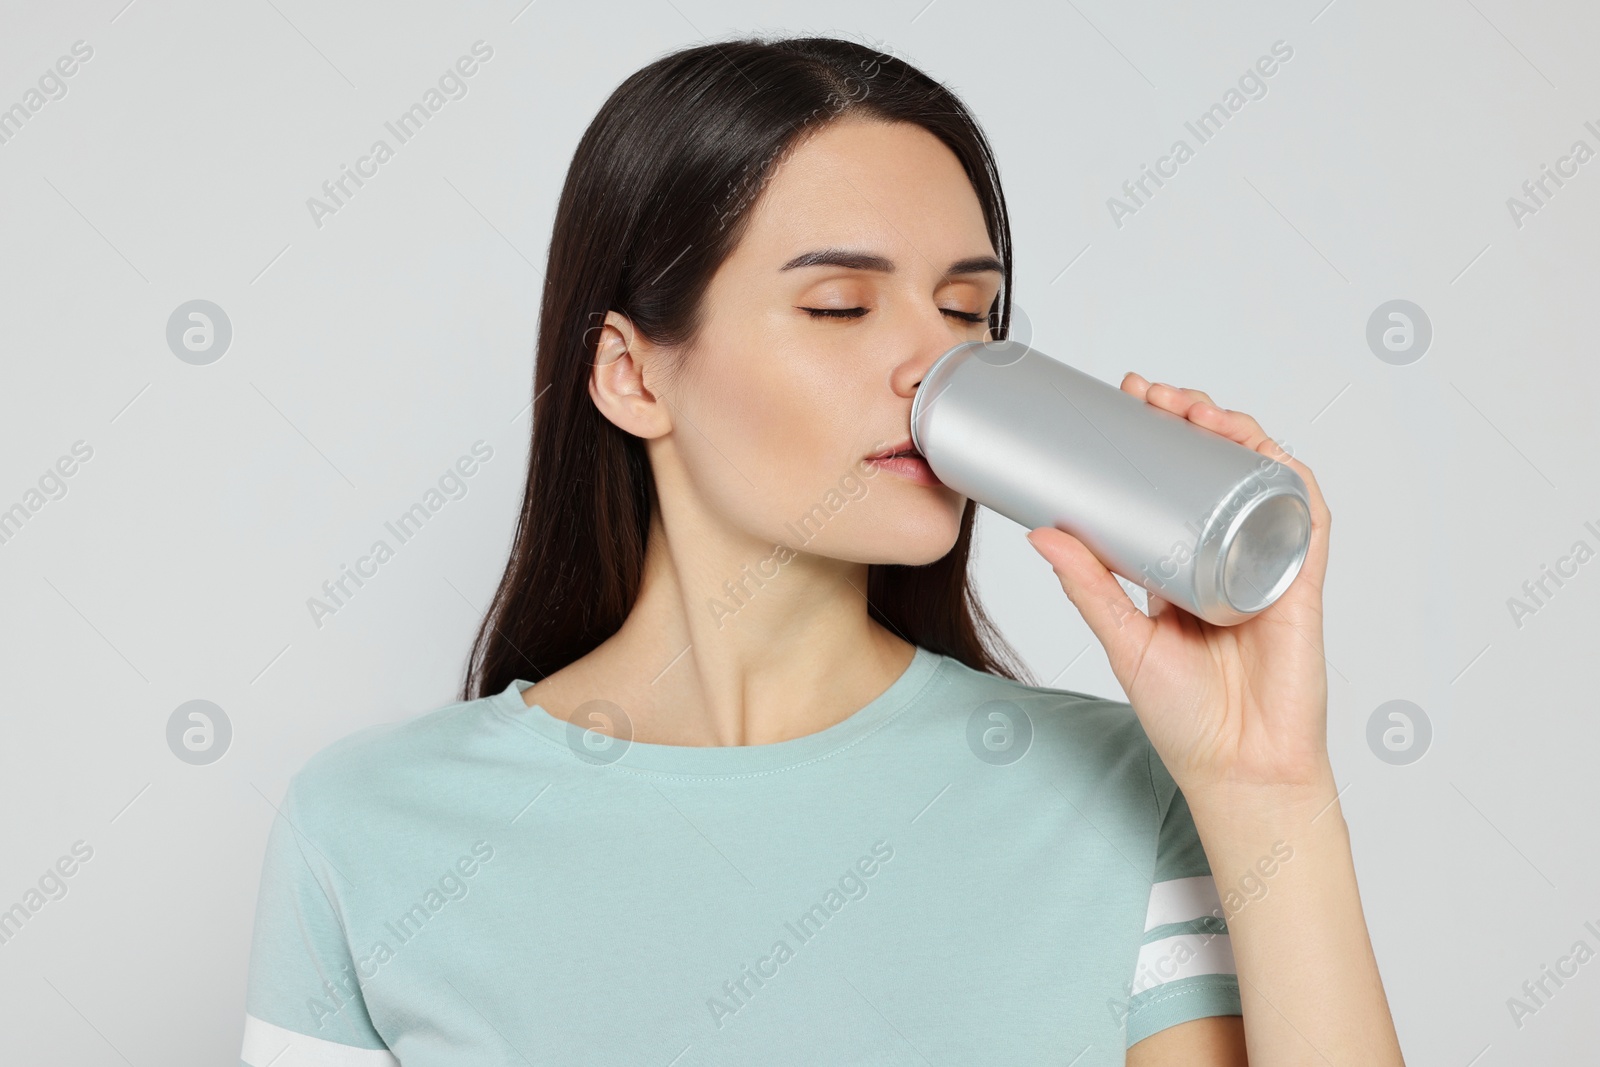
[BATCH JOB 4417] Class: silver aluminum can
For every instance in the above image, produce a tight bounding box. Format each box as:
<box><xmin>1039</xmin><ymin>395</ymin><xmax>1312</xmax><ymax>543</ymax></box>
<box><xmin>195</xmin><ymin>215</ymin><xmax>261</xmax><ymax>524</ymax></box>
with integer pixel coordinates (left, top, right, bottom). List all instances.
<box><xmin>910</xmin><ymin>340</ymin><xmax>1311</xmax><ymax>626</ymax></box>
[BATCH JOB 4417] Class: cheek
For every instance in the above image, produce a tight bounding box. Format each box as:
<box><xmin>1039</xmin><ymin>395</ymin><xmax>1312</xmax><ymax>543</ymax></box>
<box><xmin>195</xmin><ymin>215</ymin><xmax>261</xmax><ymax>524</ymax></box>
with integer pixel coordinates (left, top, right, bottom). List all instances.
<box><xmin>682</xmin><ymin>342</ymin><xmax>868</xmax><ymax>526</ymax></box>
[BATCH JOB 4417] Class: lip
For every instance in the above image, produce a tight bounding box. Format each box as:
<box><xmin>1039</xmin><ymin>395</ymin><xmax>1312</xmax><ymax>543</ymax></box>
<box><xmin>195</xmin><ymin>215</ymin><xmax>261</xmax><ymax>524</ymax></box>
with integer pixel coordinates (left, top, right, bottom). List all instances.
<box><xmin>866</xmin><ymin>438</ymin><xmax>919</xmax><ymax>461</ymax></box>
<box><xmin>865</xmin><ymin>438</ymin><xmax>943</xmax><ymax>486</ymax></box>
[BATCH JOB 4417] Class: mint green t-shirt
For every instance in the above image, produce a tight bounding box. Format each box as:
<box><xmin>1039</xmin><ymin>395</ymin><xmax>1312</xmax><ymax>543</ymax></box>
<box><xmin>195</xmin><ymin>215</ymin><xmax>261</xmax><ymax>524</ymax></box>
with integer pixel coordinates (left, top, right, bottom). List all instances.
<box><xmin>240</xmin><ymin>645</ymin><xmax>1241</xmax><ymax>1066</ymax></box>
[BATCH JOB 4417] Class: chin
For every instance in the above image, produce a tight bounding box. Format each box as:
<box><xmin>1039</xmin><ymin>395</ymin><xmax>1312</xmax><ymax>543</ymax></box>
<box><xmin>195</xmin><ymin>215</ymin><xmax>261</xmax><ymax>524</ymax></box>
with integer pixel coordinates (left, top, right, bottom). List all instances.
<box><xmin>824</xmin><ymin>494</ymin><xmax>967</xmax><ymax>566</ymax></box>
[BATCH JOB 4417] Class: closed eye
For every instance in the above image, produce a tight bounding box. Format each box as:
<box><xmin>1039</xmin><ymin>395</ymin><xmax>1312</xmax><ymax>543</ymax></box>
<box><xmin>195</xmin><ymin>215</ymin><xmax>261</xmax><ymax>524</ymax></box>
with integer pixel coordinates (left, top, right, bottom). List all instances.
<box><xmin>800</xmin><ymin>307</ymin><xmax>868</xmax><ymax>319</ymax></box>
<box><xmin>799</xmin><ymin>307</ymin><xmax>988</xmax><ymax>323</ymax></box>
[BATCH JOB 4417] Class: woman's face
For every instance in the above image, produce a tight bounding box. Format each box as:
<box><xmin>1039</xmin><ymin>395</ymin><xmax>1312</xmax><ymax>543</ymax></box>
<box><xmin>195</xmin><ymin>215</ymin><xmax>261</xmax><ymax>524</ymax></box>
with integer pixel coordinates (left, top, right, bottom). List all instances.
<box><xmin>609</xmin><ymin>116</ymin><xmax>1001</xmax><ymax>568</ymax></box>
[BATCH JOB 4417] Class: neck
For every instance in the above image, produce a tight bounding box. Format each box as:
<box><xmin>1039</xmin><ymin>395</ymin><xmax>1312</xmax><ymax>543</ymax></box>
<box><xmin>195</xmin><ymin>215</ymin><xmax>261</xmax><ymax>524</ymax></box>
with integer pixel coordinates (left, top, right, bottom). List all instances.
<box><xmin>588</xmin><ymin>509</ymin><xmax>913</xmax><ymax>747</ymax></box>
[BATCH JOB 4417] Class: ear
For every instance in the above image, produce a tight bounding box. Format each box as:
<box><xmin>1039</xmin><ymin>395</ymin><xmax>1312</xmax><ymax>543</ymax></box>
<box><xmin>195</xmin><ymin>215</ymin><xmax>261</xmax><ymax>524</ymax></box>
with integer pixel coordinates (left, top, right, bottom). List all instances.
<box><xmin>587</xmin><ymin>310</ymin><xmax>673</xmax><ymax>440</ymax></box>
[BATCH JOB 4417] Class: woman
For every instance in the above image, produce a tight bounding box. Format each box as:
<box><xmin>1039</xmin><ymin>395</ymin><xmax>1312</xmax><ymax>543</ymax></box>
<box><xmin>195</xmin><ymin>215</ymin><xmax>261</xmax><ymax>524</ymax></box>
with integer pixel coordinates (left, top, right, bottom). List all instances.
<box><xmin>240</xmin><ymin>35</ymin><xmax>1404</xmax><ymax>1066</ymax></box>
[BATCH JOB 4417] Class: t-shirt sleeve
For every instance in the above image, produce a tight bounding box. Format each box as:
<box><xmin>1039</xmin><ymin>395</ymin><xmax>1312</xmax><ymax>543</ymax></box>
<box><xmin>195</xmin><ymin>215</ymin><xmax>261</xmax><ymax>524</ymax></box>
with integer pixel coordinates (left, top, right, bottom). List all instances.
<box><xmin>239</xmin><ymin>776</ymin><xmax>398</xmax><ymax>1066</ymax></box>
<box><xmin>1123</xmin><ymin>744</ymin><xmax>1243</xmax><ymax>1047</ymax></box>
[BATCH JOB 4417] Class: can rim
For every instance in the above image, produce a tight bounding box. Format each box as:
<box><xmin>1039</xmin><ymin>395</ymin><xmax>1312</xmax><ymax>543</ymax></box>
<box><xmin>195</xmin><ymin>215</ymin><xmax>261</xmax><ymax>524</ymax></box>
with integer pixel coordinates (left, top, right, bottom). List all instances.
<box><xmin>910</xmin><ymin>340</ymin><xmax>989</xmax><ymax>456</ymax></box>
<box><xmin>1192</xmin><ymin>481</ymin><xmax>1311</xmax><ymax>620</ymax></box>
<box><xmin>1220</xmin><ymin>490</ymin><xmax>1311</xmax><ymax>614</ymax></box>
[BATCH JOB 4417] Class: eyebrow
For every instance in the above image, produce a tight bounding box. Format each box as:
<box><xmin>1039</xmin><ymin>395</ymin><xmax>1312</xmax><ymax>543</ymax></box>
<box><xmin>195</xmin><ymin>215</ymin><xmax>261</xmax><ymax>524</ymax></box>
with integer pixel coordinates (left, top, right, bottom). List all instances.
<box><xmin>779</xmin><ymin>247</ymin><xmax>1003</xmax><ymax>276</ymax></box>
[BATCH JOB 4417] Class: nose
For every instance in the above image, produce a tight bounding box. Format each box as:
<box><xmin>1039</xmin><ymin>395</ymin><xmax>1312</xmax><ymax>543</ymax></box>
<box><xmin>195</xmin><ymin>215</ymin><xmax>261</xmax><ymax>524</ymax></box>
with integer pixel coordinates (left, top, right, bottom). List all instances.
<box><xmin>894</xmin><ymin>313</ymin><xmax>974</xmax><ymax>400</ymax></box>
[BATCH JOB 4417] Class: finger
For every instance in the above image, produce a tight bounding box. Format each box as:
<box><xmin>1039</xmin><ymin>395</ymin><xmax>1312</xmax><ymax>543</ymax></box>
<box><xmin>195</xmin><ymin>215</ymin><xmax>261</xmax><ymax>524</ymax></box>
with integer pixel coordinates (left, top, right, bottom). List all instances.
<box><xmin>1165</xmin><ymin>397</ymin><xmax>1333</xmax><ymax>598</ymax></box>
<box><xmin>1127</xmin><ymin>380</ymin><xmax>1333</xmax><ymax>602</ymax></box>
<box><xmin>1144</xmin><ymin>385</ymin><xmax>1279</xmax><ymax>474</ymax></box>
<box><xmin>1145</xmin><ymin>380</ymin><xmax>1217</xmax><ymax>416</ymax></box>
<box><xmin>1184</xmin><ymin>400</ymin><xmax>1274</xmax><ymax>453</ymax></box>
<box><xmin>1026</xmin><ymin>526</ymin><xmax>1154</xmax><ymax>676</ymax></box>
<box><xmin>1173</xmin><ymin>403</ymin><xmax>1318</xmax><ymax>527</ymax></box>
<box><xmin>1137</xmin><ymin>380</ymin><xmax>1276</xmax><ymax>462</ymax></box>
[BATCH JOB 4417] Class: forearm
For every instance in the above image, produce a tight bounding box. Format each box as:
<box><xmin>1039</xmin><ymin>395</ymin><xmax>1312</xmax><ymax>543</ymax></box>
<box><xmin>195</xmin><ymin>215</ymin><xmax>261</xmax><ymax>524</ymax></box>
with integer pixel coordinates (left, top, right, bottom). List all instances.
<box><xmin>1186</xmin><ymin>774</ymin><xmax>1404</xmax><ymax>1066</ymax></box>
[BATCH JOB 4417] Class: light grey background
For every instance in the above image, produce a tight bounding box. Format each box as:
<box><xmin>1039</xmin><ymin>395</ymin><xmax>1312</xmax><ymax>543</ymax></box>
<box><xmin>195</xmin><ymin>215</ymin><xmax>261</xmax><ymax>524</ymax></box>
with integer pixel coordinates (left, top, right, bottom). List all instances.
<box><xmin>1</xmin><ymin>0</ymin><xmax>1596</xmax><ymax>1062</ymax></box>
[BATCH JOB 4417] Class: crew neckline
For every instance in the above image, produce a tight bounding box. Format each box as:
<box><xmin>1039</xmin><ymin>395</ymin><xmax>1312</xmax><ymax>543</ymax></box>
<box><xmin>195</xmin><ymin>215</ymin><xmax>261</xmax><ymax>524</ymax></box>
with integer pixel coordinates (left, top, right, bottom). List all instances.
<box><xmin>489</xmin><ymin>645</ymin><xmax>945</xmax><ymax>776</ymax></box>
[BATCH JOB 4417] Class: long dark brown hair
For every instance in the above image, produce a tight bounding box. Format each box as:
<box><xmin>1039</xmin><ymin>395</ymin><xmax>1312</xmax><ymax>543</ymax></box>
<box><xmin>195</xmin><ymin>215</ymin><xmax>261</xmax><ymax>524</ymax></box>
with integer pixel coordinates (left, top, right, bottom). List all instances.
<box><xmin>460</xmin><ymin>34</ymin><xmax>1033</xmax><ymax>701</ymax></box>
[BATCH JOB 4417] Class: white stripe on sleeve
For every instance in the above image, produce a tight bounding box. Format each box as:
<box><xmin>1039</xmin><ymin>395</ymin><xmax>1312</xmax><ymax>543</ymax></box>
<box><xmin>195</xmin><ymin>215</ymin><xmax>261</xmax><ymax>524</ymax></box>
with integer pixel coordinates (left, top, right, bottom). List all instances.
<box><xmin>241</xmin><ymin>1013</ymin><xmax>400</xmax><ymax>1067</ymax></box>
<box><xmin>1130</xmin><ymin>930</ymin><xmax>1238</xmax><ymax>997</ymax></box>
<box><xmin>1142</xmin><ymin>874</ymin><xmax>1224</xmax><ymax>931</ymax></box>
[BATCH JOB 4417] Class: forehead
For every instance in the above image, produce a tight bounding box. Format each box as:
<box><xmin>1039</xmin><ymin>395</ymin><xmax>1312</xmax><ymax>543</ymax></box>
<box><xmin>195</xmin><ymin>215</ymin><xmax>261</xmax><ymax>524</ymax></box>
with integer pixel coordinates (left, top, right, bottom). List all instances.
<box><xmin>734</xmin><ymin>117</ymin><xmax>994</xmax><ymax>265</ymax></box>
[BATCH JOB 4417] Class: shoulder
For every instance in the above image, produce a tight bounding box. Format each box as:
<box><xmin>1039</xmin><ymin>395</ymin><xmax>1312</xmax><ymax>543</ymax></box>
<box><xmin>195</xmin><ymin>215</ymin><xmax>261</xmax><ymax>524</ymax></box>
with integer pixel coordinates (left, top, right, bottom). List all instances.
<box><xmin>277</xmin><ymin>689</ymin><xmax>502</xmax><ymax>835</ymax></box>
<box><xmin>930</xmin><ymin>652</ymin><xmax>1166</xmax><ymax>800</ymax></box>
<box><xmin>932</xmin><ymin>652</ymin><xmax>1149</xmax><ymax>745</ymax></box>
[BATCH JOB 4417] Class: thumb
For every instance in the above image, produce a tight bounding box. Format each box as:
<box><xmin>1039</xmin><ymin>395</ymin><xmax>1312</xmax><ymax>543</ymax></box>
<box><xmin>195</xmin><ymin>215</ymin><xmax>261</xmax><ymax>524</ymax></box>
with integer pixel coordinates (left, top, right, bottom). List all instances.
<box><xmin>1026</xmin><ymin>526</ymin><xmax>1153</xmax><ymax>670</ymax></box>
